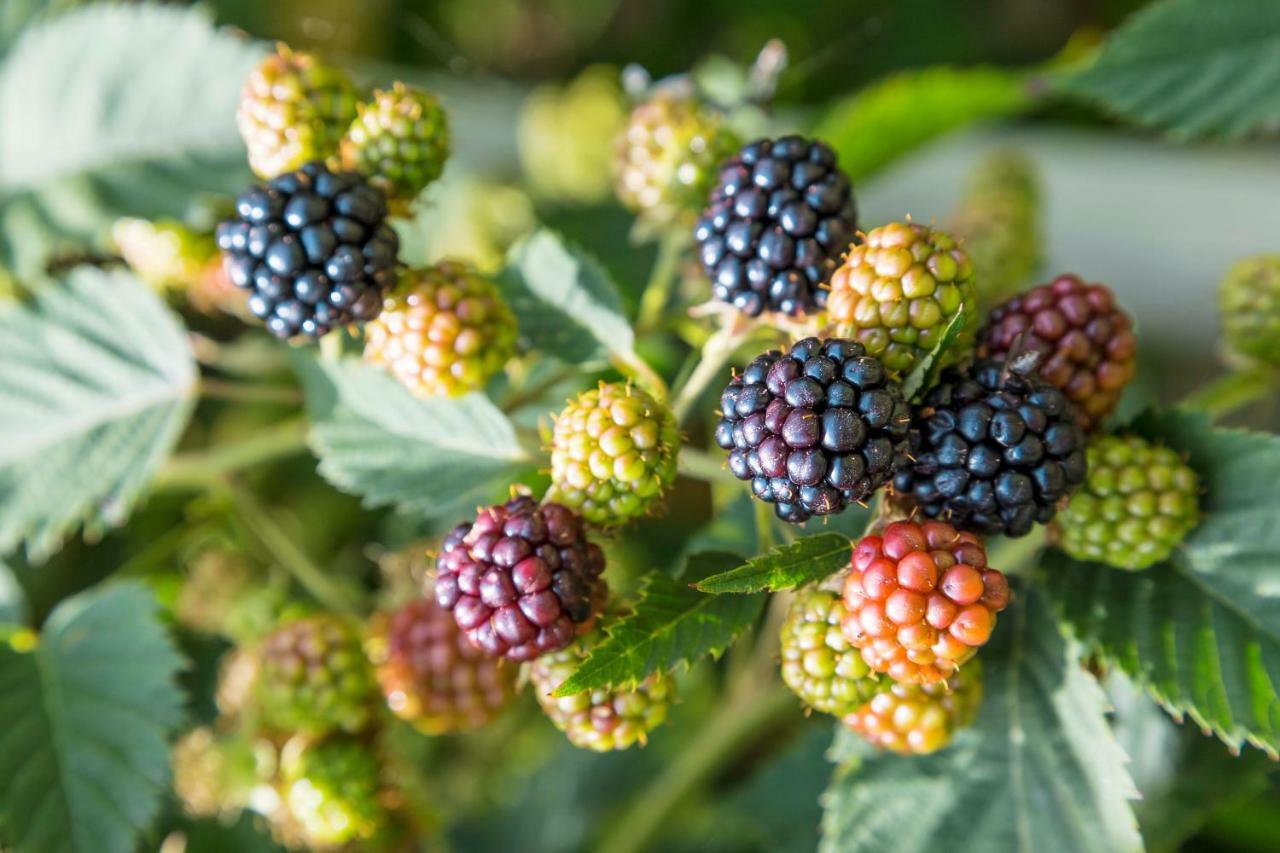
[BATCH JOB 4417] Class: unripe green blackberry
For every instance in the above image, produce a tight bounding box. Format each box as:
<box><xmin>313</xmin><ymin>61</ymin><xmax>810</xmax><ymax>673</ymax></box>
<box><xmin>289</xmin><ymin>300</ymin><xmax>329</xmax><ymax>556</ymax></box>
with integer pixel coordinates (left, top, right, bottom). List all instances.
<box><xmin>112</xmin><ymin>217</ymin><xmax>217</xmax><ymax>293</ymax></box>
<box><xmin>341</xmin><ymin>82</ymin><xmax>450</xmax><ymax>210</ymax></box>
<box><xmin>844</xmin><ymin>661</ymin><xmax>982</xmax><ymax>755</ymax></box>
<box><xmin>613</xmin><ymin>93</ymin><xmax>739</xmax><ymax>227</ymax></box>
<box><xmin>363</xmin><ymin>262</ymin><xmax>517</xmax><ymax>398</ymax></box>
<box><xmin>280</xmin><ymin>737</ymin><xmax>383</xmax><ymax>847</ymax></box>
<box><xmin>1220</xmin><ymin>255</ymin><xmax>1280</xmax><ymax>366</ymax></box>
<box><xmin>547</xmin><ymin>382</ymin><xmax>679</xmax><ymax>526</ymax></box>
<box><xmin>779</xmin><ymin>585</ymin><xmax>883</xmax><ymax>716</ymax></box>
<box><xmin>256</xmin><ymin>615</ymin><xmax>378</xmax><ymax>736</ymax></box>
<box><xmin>237</xmin><ymin>45</ymin><xmax>359</xmax><ymax>180</ymax></box>
<box><xmin>948</xmin><ymin>149</ymin><xmax>1042</xmax><ymax>306</ymax></box>
<box><xmin>526</xmin><ymin>635</ymin><xmax>675</xmax><ymax>751</ymax></box>
<box><xmin>827</xmin><ymin>221</ymin><xmax>975</xmax><ymax>374</ymax></box>
<box><xmin>519</xmin><ymin>66</ymin><xmax>626</xmax><ymax>204</ymax></box>
<box><xmin>171</xmin><ymin>728</ymin><xmax>258</xmax><ymax>818</ymax></box>
<box><xmin>1054</xmin><ymin>434</ymin><xmax>1199</xmax><ymax>570</ymax></box>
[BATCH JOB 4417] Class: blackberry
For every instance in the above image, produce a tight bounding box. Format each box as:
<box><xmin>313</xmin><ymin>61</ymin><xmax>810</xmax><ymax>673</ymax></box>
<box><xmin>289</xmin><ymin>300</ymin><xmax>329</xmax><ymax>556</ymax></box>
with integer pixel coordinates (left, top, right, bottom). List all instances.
<box><xmin>255</xmin><ymin>614</ymin><xmax>378</xmax><ymax>736</ymax></box>
<box><xmin>216</xmin><ymin>161</ymin><xmax>399</xmax><ymax>340</ymax></box>
<box><xmin>526</xmin><ymin>634</ymin><xmax>675</xmax><ymax>751</ymax></box>
<box><xmin>779</xmin><ymin>584</ymin><xmax>883</xmax><ymax>716</ymax></box>
<box><xmin>236</xmin><ymin>45</ymin><xmax>358</xmax><ymax>180</ymax></box>
<box><xmin>695</xmin><ymin>136</ymin><xmax>857</xmax><ymax>317</ymax></box>
<box><xmin>280</xmin><ymin>737</ymin><xmax>383</xmax><ymax>847</ymax></box>
<box><xmin>548</xmin><ymin>382</ymin><xmax>680</xmax><ymax>526</ymax></box>
<box><xmin>171</xmin><ymin>728</ymin><xmax>256</xmax><ymax>818</ymax></box>
<box><xmin>341</xmin><ymin>82</ymin><xmax>451</xmax><ymax>210</ymax></box>
<box><xmin>112</xmin><ymin>217</ymin><xmax>217</xmax><ymax>293</ymax></box>
<box><xmin>363</xmin><ymin>262</ymin><xmax>517</xmax><ymax>398</ymax></box>
<box><xmin>892</xmin><ymin>358</ymin><xmax>1088</xmax><ymax>537</ymax></box>
<box><xmin>714</xmin><ymin>337</ymin><xmax>910</xmax><ymax>523</ymax></box>
<box><xmin>434</xmin><ymin>497</ymin><xmax>608</xmax><ymax>662</ymax></box>
<box><xmin>520</xmin><ymin>66</ymin><xmax>626</xmax><ymax>204</ymax></box>
<box><xmin>1220</xmin><ymin>255</ymin><xmax>1280</xmax><ymax>366</ymax></box>
<box><xmin>844</xmin><ymin>660</ymin><xmax>983</xmax><ymax>754</ymax></box>
<box><xmin>367</xmin><ymin>597</ymin><xmax>518</xmax><ymax>735</ymax></box>
<box><xmin>841</xmin><ymin>521</ymin><xmax>1009</xmax><ymax>685</ymax></box>
<box><xmin>827</xmin><ymin>221</ymin><xmax>975</xmax><ymax>374</ymax></box>
<box><xmin>978</xmin><ymin>274</ymin><xmax>1137</xmax><ymax>431</ymax></box>
<box><xmin>1054</xmin><ymin>434</ymin><xmax>1199</xmax><ymax>570</ymax></box>
<box><xmin>948</xmin><ymin>149</ymin><xmax>1042</xmax><ymax>306</ymax></box>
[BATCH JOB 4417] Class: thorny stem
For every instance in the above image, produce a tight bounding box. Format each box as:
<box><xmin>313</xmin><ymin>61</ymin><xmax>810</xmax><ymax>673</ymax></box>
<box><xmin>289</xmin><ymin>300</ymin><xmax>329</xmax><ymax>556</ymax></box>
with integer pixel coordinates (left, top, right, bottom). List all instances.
<box><xmin>155</xmin><ymin>419</ymin><xmax>310</xmax><ymax>489</ymax></box>
<box><xmin>636</xmin><ymin>231</ymin><xmax>690</xmax><ymax>335</ymax></box>
<box><xmin>1182</xmin><ymin>366</ymin><xmax>1277</xmax><ymax>421</ymax></box>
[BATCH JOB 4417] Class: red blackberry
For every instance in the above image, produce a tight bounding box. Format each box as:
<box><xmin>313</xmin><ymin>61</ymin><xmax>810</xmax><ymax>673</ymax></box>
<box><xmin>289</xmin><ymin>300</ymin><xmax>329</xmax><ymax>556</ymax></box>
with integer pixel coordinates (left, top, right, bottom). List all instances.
<box><xmin>694</xmin><ymin>136</ymin><xmax>857</xmax><ymax>317</ymax></box>
<box><xmin>978</xmin><ymin>274</ymin><xmax>1137</xmax><ymax>430</ymax></box>
<box><xmin>714</xmin><ymin>337</ymin><xmax>910</xmax><ymax>523</ymax></box>
<box><xmin>892</xmin><ymin>357</ymin><xmax>1087</xmax><ymax>537</ymax></box>
<box><xmin>434</xmin><ymin>497</ymin><xmax>607</xmax><ymax>662</ymax></box>
<box><xmin>216</xmin><ymin>161</ymin><xmax>399</xmax><ymax>339</ymax></box>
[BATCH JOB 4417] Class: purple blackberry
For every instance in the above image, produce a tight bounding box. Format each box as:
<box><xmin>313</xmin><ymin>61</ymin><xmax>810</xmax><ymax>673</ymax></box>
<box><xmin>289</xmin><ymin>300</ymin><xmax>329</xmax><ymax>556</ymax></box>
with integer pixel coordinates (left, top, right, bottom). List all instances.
<box><xmin>694</xmin><ymin>136</ymin><xmax>857</xmax><ymax>317</ymax></box>
<box><xmin>434</xmin><ymin>497</ymin><xmax>608</xmax><ymax>662</ymax></box>
<box><xmin>714</xmin><ymin>337</ymin><xmax>910</xmax><ymax>523</ymax></box>
<box><xmin>892</xmin><ymin>357</ymin><xmax>1088</xmax><ymax>537</ymax></box>
<box><xmin>216</xmin><ymin>161</ymin><xmax>399</xmax><ymax>339</ymax></box>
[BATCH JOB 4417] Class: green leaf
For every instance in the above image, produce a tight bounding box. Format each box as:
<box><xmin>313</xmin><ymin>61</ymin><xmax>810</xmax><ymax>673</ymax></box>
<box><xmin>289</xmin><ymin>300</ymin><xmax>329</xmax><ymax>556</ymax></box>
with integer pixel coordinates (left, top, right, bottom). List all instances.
<box><xmin>0</xmin><ymin>268</ymin><xmax>197</xmax><ymax>561</ymax></box>
<box><xmin>550</xmin><ymin>552</ymin><xmax>766</xmax><ymax>697</ymax></box>
<box><xmin>1044</xmin><ymin>407</ymin><xmax>1280</xmax><ymax>755</ymax></box>
<box><xmin>900</xmin><ymin>304</ymin><xmax>969</xmax><ymax>401</ymax></box>
<box><xmin>694</xmin><ymin>533</ymin><xmax>852</xmax><ymax>595</ymax></box>
<box><xmin>0</xmin><ymin>558</ymin><xmax>25</xmax><ymax>626</ymax></box>
<box><xmin>0</xmin><ymin>4</ymin><xmax>260</xmax><ymax>276</ymax></box>
<box><xmin>497</xmin><ymin>229</ymin><xmax>635</xmax><ymax>364</ymax></box>
<box><xmin>814</xmin><ymin>66</ymin><xmax>1033</xmax><ymax>181</ymax></box>
<box><xmin>1058</xmin><ymin>0</ymin><xmax>1280</xmax><ymax>139</ymax></box>
<box><xmin>294</xmin><ymin>354</ymin><xmax>530</xmax><ymax>519</ymax></box>
<box><xmin>821</xmin><ymin>586</ymin><xmax>1142</xmax><ymax>853</ymax></box>
<box><xmin>0</xmin><ymin>581</ymin><xmax>185</xmax><ymax>853</ymax></box>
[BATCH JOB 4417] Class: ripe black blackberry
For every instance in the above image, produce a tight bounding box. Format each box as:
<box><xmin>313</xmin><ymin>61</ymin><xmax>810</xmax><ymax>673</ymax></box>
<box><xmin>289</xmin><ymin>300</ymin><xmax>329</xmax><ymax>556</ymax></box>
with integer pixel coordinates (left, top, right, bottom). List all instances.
<box><xmin>216</xmin><ymin>161</ymin><xmax>399</xmax><ymax>339</ymax></box>
<box><xmin>893</xmin><ymin>356</ymin><xmax>1088</xmax><ymax>537</ymax></box>
<box><xmin>694</xmin><ymin>136</ymin><xmax>857</xmax><ymax>317</ymax></box>
<box><xmin>714</xmin><ymin>337</ymin><xmax>910</xmax><ymax>523</ymax></box>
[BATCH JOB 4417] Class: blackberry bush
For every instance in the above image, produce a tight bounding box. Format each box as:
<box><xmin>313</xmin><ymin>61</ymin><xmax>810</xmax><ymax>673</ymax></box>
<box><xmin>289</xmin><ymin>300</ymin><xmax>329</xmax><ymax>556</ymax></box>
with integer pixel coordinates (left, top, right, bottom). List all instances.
<box><xmin>217</xmin><ymin>161</ymin><xmax>399</xmax><ymax>339</ymax></box>
<box><xmin>978</xmin><ymin>274</ymin><xmax>1137</xmax><ymax>431</ymax></box>
<box><xmin>1220</xmin><ymin>255</ymin><xmax>1280</xmax><ymax>366</ymax></box>
<box><xmin>434</xmin><ymin>497</ymin><xmax>608</xmax><ymax>661</ymax></box>
<box><xmin>341</xmin><ymin>82</ymin><xmax>451</xmax><ymax>209</ymax></box>
<box><xmin>715</xmin><ymin>337</ymin><xmax>910</xmax><ymax>523</ymax></box>
<box><xmin>780</xmin><ymin>584</ymin><xmax>883</xmax><ymax>716</ymax></box>
<box><xmin>1054</xmin><ymin>434</ymin><xmax>1199</xmax><ymax>570</ymax></box>
<box><xmin>826</xmin><ymin>220</ymin><xmax>974</xmax><ymax>374</ymax></box>
<box><xmin>548</xmin><ymin>382</ymin><xmax>680</xmax><ymax>526</ymax></box>
<box><xmin>695</xmin><ymin>136</ymin><xmax>857</xmax><ymax>316</ymax></box>
<box><xmin>893</xmin><ymin>357</ymin><xmax>1089</xmax><ymax>537</ymax></box>
<box><xmin>841</xmin><ymin>520</ymin><xmax>1009</xmax><ymax>685</ymax></box>
<box><xmin>363</xmin><ymin>261</ymin><xmax>517</xmax><ymax>398</ymax></box>
<box><xmin>844</xmin><ymin>661</ymin><xmax>983</xmax><ymax>754</ymax></box>
<box><xmin>255</xmin><ymin>615</ymin><xmax>378</xmax><ymax>736</ymax></box>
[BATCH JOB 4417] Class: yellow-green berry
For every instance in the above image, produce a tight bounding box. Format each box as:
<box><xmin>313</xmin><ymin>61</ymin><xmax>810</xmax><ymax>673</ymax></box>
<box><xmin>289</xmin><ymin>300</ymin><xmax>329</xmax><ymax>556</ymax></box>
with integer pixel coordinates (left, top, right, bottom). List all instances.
<box><xmin>255</xmin><ymin>615</ymin><xmax>378</xmax><ymax>736</ymax></box>
<box><xmin>112</xmin><ymin>218</ymin><xmax>217</xmax><ymax>293</ymax></box>
<box><xmin>519</xmin><ymin>66</ymin><xmax>626</xmax><ymax>204</ymax></box>
<box><xmin>779</xmin><ymin>585</ymin><xmax>883</xmax><ymax>716</ymax></box>
<box><xmin>1220</xmin><ymin>255</ymin><xmax>1280</xmax><ymax>366</ymax></box>
<box><xmin>844</xmin><ymin>661</ymin><xmax>982</xmax><ymax>755</ymax></box>
<box><xmin>279</xmin><ymin>737</ymin><xmax>383</xmax><ymax>847</ymax></box>
<box><xmin>341</xmin><ymin>82</ymin><xmax>450</xmax><ymax>210</ymax></box>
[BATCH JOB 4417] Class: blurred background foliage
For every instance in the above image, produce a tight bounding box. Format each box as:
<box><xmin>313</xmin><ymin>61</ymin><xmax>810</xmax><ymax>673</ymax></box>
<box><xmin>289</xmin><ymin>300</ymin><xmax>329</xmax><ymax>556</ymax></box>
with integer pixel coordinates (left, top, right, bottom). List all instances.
<box><xmin>1</xmin><ymin>0</ymin><xmax>1278</xmax><ymax>851</ymax></box>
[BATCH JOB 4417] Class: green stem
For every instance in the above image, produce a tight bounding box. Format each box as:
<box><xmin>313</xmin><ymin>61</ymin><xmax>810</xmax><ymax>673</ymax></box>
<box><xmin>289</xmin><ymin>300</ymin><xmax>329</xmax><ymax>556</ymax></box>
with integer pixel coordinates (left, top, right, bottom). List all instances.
<box><xmin>675</xmin><ymin>446</ymin><xmax>735</xmax><ymax>484</ymax></box>
<box><xmin>1182</xmin><ymin>366</ymin><xmax>1278</xmax><ymax>421</ymax></box>
<box><xmin>225</xmin><ymin>483</ymin><xmax>364</xmax><ymax>617</ymax></box>
<box><xmin>155</xmin><ymin>419</ymin><xmax>310</xmax><ymax>489</ymax></box>
<box><xmin>200</xmin><ymin>377</ymin><xmax>302</xmax><ymax>405</ymax></box>
<box><xmin>612</xmin><ymin>350</ymin><xmax>670</xmax><ymax>402</ymax></box>
<box><xmin>671</xmin><ymin>315</ymin><xmax>755</xmax><ymax>424</ymax></box>
<box><xmin>636</xmin><ymin>232</ymin><xmax>688</xmax><ymax>335</ymax></box>
<box><xmin>501</xmin><ymin>365</ymin><xmax>579</xmax><ymax>414</ymax></box>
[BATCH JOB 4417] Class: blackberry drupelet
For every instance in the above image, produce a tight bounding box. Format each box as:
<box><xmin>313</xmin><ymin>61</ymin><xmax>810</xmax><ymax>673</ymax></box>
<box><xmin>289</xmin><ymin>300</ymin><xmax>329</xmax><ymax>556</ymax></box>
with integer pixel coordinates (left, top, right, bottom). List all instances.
<box><xmin>892</xmin><ymin>357</ymin><xmax>1088</xmax><ymax>537</ymax></box>
<box><xmin>434</xmin><ymin>497</ymin><xmax>608</xmax><ymax>662</ymax></box>
<box><xmin>695</xmin><ymin>136</ymin><xmax>857</xmax><ymax>317</ymax></box>
<box><xmin>844</xmin><ymin>660</ymin><xmax>983</xmax><ymax>754</ymax></box>
<box><xmin>779</xmin><ymin>584</ymin><xmax>884</xmax><ymax>716</ymax></box>
<box><xmin>714</xmin><ymin>337</ymin><xmax>910</xmax><ymax>523</ymax></box>
<box><xmin>978</xmin><ymin>274</ymin><xmax>1136</xmax><ymax>431</ymax></box>
<box><xmin>216</xmin><ymin>161</ymin><xmax>399</xmax><ymax>340</ymax></box>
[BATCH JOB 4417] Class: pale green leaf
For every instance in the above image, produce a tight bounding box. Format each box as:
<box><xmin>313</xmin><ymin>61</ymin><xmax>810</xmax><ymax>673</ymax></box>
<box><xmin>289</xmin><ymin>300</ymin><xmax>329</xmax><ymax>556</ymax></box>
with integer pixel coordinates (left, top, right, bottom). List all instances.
<box><xmin>1058</xmin><ymin>0</ymin><xmax>1280</xmax><ymax>139</ymax></box>
<box><xmin>294</xmin><ymin>354</ymin><xmax>530</xmax><ymax>518</ymax></box>
<box><xmin>821</xmin><ymin>587</ymin><xmax>1142</xmax><ymax>853</ymax></box>
<box><xmin>497</xmin><ymin>229</ymin><xmax>634</xmax><ymax>364</ymax></box>
<box><xmin>814</xmin><ymin>66</ymin><xmax>1033</xmax><ymax>181</ymax></box>
<box><xmin>694</xmin><ymin>533</ymin><xmax>851</xmax><ymax>595</ymax></box>
<box><xmin>0</xmin><ymin>268</ymin><xmax>197</xmax><ymax>561</ymax></box>
<box><xmin>0</xmin><ymin>581</ymin><xmax>185</xmax><ymax>853</ymax></box>
<box><xmin>0</xmin><ymin>559</ymin><xmax>25</xmax><ymax>626</ymax></box>
<box><xmin>551</xmin><ymin>552</ymin><xmax>766</xmax><ymax>696</ymax></box>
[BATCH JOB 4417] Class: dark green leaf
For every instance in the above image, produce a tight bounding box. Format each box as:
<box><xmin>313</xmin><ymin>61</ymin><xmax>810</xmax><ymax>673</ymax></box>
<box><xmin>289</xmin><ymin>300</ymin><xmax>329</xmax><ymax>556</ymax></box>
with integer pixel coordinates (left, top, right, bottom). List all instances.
<box><xmin>900</xmin><ymin>304</ymin><xmax>970</xmax><ymax>401</ymax></box>
<box><xmin>294</xmin><ymin>354</ymin><xmax>531</xmax><ymax>519</ymax></box>
<box><xmin>0</xmin><ymin>268</ymin><xmax>197</xmax><ymax>560</ymax></box>
<box><xmin>0</xmin><ymin>581</ymin><xmax>185</xmax><ymax>853</ymax></box>
<box><xmin>1058</xmin><ymin>0</ymin><xmax>1280</xmax><ymax>139</ymax></box>
<box><xmin>694</xmin><ymin>533</ymin><xmax>851</xmax><ymax>595</ymax></box>
<box><xmin>814</xmin><ymin>66</ymin><xmax>1033</xmax><ymax>181</ymax></box>
<box><xmin>551</xmin><ymin>552</ymin><xmax>766</xmax><ymax>696</ymax></box>
<box><xmin>821</xmin><ymin>586</ymin><xmax>1142</xmax><ymax>853</ymax></box>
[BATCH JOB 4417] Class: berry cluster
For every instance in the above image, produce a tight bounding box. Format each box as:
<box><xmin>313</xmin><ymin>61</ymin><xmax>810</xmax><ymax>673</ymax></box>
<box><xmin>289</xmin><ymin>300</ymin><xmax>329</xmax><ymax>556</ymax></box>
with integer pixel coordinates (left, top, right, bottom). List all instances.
<box><xmin>715</xmin><ymin>337</ymin><xmax>910</xmax><ymax>522</ymax></box>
